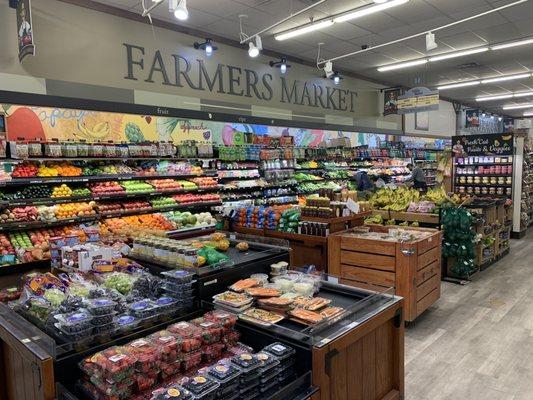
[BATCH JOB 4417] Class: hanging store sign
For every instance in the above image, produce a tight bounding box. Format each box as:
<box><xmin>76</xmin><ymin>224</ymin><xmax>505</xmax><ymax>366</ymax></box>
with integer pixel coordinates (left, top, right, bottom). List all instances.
<box><xmin>452</xmin><ymin>133</ymin><xmax>513</xmax><ymax>157</ymax></box>
<box><xmin>16</xmin><ymin>0</ymin><xmax>35</xmax><ymax>62</ymax></box>
<box><xmin>396</xmin><ymin>87</ymin><xmax>439</xmax><ymax>115</ymax></box>
<box><xmin>383</xmin><ymin>88</ymin><xmax>402</xmax><ymax>116</ymax></box>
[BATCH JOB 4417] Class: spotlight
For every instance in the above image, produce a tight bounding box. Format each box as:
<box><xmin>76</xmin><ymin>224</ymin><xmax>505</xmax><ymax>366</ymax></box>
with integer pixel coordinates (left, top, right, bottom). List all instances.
<box><xmin>323</xmin><ymin>61</ymin><xmax>334</xmax><ymax>78</ymax></box>
<box><xmin>269</xmin><ymin>58</ymin><xmax>291</xmax><ymax>74</ymax></box>
<box><xmin>490</xmin><ymin>115</ymin><xmax>494</xmax><ymax>119</ymax></box>
<box><xmin>170</xmin><ymin>0</ymin><xmax>188</xmax><ymax>20</ymax></box>
<box><xmin>194</xmin><ymin>39</ymin><xmax>217</xmax><ymax>56</ymax></box>
<box><xmin>248</xmin><ymin>36</ymin><xmax>263</xmax><ymax>58</ymax></box>
<box><xmin>482</xmin><ymin>112</ymin><xmax>486</xmax><ymax>117</ymax></box>
<box><xmin>331</xmin><ymin>72</ymin><xmax>342</xmax><ymax>85</ymax></box>
<box><xmin>498</xmin><ymin>117</ymin><xmax>503</xmax><ymax>121</ymax></box>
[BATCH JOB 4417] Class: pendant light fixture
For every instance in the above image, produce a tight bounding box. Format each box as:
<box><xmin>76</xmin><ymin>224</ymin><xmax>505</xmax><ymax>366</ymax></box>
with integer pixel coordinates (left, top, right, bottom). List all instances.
<box><xmin>270</xmin><ymin>58</ymin><xmax>291</xmax><ymax>74</ymax></box>
<box><xmin>193</xmin><ymin>39</ymin><xmax>217</xmax><ymax>57</ymax></box>
<box><xmin>169</xmin><ymin>0</ymin><xmax>188</xmax><ymax>20</ymax></box>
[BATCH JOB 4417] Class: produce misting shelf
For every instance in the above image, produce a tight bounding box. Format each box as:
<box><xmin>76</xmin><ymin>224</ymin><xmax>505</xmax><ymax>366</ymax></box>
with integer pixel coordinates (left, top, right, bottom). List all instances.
<box><xmin>0</xmin><ymin>187</ymin><xmax>221</xmax><ymax>207</ymax></box>
<box><xmin>1</xmin><ymin>171</ymin><xmax>218</xmax><ymax>186</ymax></box>
<box><xmin>0</xmin><ymin>201</ymin><xmax>222</xmax><ymax>232</ymax></box>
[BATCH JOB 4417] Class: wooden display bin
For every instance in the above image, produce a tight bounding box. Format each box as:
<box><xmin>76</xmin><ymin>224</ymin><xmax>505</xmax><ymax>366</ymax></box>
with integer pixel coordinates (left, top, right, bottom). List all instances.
<box><xmin>312</xmin><ymin>299</ymin><xmax>404</xmax><ymax>400</ymax></box>
<box><xmin>389</xmin><ymin>211</ymin><xmax>440</xmax><ymax>225</ymax></box>
<box><xmin>233</xmin><ymin>212</ymin><xmax>369</xmax><ymax>270</ymax></box>
<box><xmin>328</xmin><ymin>226</ymin><xmax>442</xmax><ymax>322</ymax></box>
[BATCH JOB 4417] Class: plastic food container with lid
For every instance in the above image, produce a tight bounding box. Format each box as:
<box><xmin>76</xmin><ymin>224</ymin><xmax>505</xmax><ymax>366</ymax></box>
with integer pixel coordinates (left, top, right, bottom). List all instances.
<box><xmin>167</xmin><ymin>322</ymin><xmax>203</xmax><ymax>352</ymax></box>
<box><xmin>128</xmin><ymin>299</ymin><xmax>158</xmax><ymax>319</ymax></box>
<box><xmin>230</xmin><ymin>353</ymin><xmax>262</xmax><ymax>378</ymax></box>
<box><xmin>79</xmin><ymin>346</ymin><xmax>137</xmax><ymax>383</ymax></box>
<box><xmin>125</xmin><ymin>338</ymin><xmax>162</xmax><ymax>374</ymax></box>
<box><xmin>86</xmin><ymin>298</ymin><xmax>117</xmax><ymax>316</ymax></box>
<box><xmin>78</xmin><ymin>379</ymin><xmax>133</xmax><ymax>400</ymax></box>
<box><xmin>150</xmin><ymin>384</ymin><xmax>194</xmax><ymax>400</ymax></box>
<box><xmin>160</xmin><ymin>359</ymin><xmax>182</xmax><ymax>380</ymax></box>
<box><xmin>191</xmin><ymin>319</ymin><xmax>223</xmax><ymax>344</ymax></box>
<box><xmin>262</xmin><ymin>342</ymin><xmax>296</xmax><ymax>363</ymax></box>
<box><xmin>154</xmin><ymin>296</ymin><xmax>181</xmax><ymax>314</ymax></box>
<box><xmin>148</xmin><ymin>330</ymin><xmax>182</xmax><ymax>362</ymax></box>
<box><xmin>114</xmin><ymin>314</ymin><xmax>140</xmax><ymax>333</ymax></box>
<box><xmin>54</xmin><ymin>310</ymin><xmax>93</xmax><ymax>334</ymax></box>
<box><xmin>181</xmin><ymin>350</ymin><xmax>203</xmax><ymax>371</ymax></box>
<box><xmin>256</xmin><ymin>351</ymin><xmax>280</xmax><ymax>375</ymax></box>
<box><xmin>88</xmin><ymin>374</ymin><xmax>134</xmax><ymax>398</ymax></box>
<box><xmin>161</xmin><ymin>269</ymin><xmax>195</xmax><ymax>284</ymax></box>
<box><xmin>207</xmin><ymin>361</ymin><xmax>241</xmax><ymax>389</ymax></box>
<box><xmin>181</xmin><ymin>375</ymin><xmax>220</xmax><ymax>400</ymax></box>
<box><xmin>203</xmin><ymin>310</ymin><xmax>237</xmax><ymax>332</ymax></box>
<box><xmin>203</xmin><ymin>342</ymin><xmax>225</xmax><ymax>362</ymax></box>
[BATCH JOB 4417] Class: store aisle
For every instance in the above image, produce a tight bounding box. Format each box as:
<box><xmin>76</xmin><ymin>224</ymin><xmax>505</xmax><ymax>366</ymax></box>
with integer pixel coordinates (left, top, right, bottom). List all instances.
<box><xmin>405</xmin><ymin>231</ymin><xmax>533</xmax><ymax>400</ymax></box>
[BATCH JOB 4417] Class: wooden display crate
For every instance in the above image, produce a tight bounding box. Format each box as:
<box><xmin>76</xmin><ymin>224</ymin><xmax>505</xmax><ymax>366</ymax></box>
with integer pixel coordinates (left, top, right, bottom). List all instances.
<box><xmin>328</xmin><ymin>225</ymin><xmax>442</xmax><ymax>322</ymax></box>
<box><xmin>371</xmin><ymin>209</ymin><xmax>391</xmax><ymax>220</ymax></box>
<box><xmin>389</xmin><ymin>211</ymin><xmax>440</xmax><ymax>225</ymax></box>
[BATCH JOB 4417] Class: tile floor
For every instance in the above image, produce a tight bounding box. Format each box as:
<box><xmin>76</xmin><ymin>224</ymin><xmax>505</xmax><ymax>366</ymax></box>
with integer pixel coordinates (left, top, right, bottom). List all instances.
<box><xmin>405</xmin><ymin>231</ymin><xmax>533</xmax><ymax>400</ymax></box>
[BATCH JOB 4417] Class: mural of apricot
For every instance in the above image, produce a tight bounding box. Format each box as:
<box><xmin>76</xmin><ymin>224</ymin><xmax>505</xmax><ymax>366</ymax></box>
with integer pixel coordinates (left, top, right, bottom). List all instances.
<box><xmin>6</xmin><ymin>107</ymin><xmax>45</xmax><ymax>141</ymax></box>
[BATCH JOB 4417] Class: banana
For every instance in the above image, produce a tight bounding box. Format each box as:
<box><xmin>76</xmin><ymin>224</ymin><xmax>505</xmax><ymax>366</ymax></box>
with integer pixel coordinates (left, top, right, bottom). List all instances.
<box><xmin>76</xmin><ymin>119</ymin><xmax>111</xmax><ymax>140</ymax></box>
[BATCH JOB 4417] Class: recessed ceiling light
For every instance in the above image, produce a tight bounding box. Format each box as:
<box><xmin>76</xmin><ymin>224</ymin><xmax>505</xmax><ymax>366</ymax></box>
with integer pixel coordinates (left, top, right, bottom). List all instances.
<box><xmin>481</xmin><ymin>73</ymin><xmax>531</xmax><ymax>84</ymax></box>
<box><xmin>491</xmin><ymin>37</ymin><xmax>533</xmax><ymax>50</ymax></box>
<box><xmin>437</xmin><ymin>81</ymin><xmax>481</xmax><ymax>90</ymax></box>
<box><xmin>334</xmin><ymin>0</ymin><xmax>409</xmax><ymax>23</ymax></box>
<box><xmin>503</xmin><ymin>103</ymin><xmax>533</xmax><ymax>110</ymax></box>
<box><xmin>476</xmin><ymin>94</ymin><xmax>514</xmax><ymax>102</ymax></box>
<box><xmin>275</xmin><ymin>20</ymin><xmax>334</xmax><ymax>41</ymax></box>
<box><xmin>429</xmin><ymin>47</ymin><xmax>488</xmax><ymax>62</ymax></box>
<box><xmin>378</xmin><ymin>59</ymin><xmax>428</xmax><ymax>72</ymax></box>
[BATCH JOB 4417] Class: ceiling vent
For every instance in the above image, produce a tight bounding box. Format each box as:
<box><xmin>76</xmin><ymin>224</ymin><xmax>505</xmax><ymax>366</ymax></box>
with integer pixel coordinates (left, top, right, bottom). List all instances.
<box><xmin>457</xmin><ymin>62</ymin><xmax>481</xmax><ymax>69</ymax></box>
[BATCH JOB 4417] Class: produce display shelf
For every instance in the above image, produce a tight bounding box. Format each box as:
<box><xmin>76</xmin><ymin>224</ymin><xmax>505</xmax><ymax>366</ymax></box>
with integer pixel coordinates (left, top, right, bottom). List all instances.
<box><xmin>0</xmin><ymin>201</ymin><xmax>222</xmax><ymax>232</ymax></box>
<box><xmin>0</xmin><ymin>187</ymin><xmax>221</xmax><ymax>207</ymax></box>
<box><xmin>454</xmin><ymin>183</ymin><xmax>512</xmax><ymax>187</ymax></box>
<box><xmin>454</xmin><ymin>163</ymin><xmax>513</xmax><ymax>167</ymax></box>
<box><xmin>2</xmin><ymin>157</ymin><xmax>216</xmax><ymax>162</ymax></box>
<box><xmin>295</xmin><ymin>179</ymin><xmax>325</xmax><ymax>183</ymax></box>
<box><xmin>1</xmin><ymin>171</ymin><xmax>218</xmax><ymax>186</ymax></box>
<box><xmin>217</xmin><ymin>175</ymin><xmax>261</xmax><ymax>180</ymax></box>
<box><xmin>166</xmin><ymin>224</ymin><xmax>216</xmax><ymax>238</ymax></box>
<box><xmin>454</xmin><ymin>173</ymin><xmax>512</xmax><ymax>177</ymax></box>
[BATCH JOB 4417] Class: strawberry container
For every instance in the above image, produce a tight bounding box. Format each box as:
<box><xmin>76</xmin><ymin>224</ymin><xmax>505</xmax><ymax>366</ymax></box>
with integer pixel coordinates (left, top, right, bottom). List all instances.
<box><xmin>87</xmin><ymin>375</ymin><xmax>134</xmax><ymax>398</ymax></box>
<box><xmin>167</xmin><ymin>322</ymin><xmax>203</xmax><ymax>352</ymax></box>
<box><xmin>221</xmin><ymin>329</ymin><xmax>240</xmax><ymax>347</ymax></box>
<box><xmin>147</xmin><ymin>330</ymin><xmax>182</xmax><ymax>362</ymax></box>
<box><xmin>191</xmin><ymin>319</ymin><xmax>222</xmax><ymax>344</ymax></box>
<box><xmin>203</xmin><ymin>342</ymin><xmax>225</xmax><ymax>362</ymax></box>
<box><xmin>125</xmin><ymin>338</ymin><xmax>162</xmax><ymax>374</ymax></box>
<box><xmin>134</xmin><ymin>371</ymin><xmax>159</xmax><ymax>392</ymax></box>
<box><xmin>160</xmin><ymin>359</ymin><xmax>182</xmax><ymax>380</ymax></box>
<box><xmin>78</xmin><ymin>379</ymin><xmax>132</xmax><ymax>400</ymax></box>
<box><xmin>203</xmin><ymin>310</ymin><xmax>237</xmax><ymax>333</ymax></box>
<box><xmin>181</xmin><ymin>350</ymin><xmax>202</xmax><ymax>371</ymax></box>
<box><xmin>79</xmin><ymin>346</ymin><xmax>137</xmax><ymax>383</ymax></box>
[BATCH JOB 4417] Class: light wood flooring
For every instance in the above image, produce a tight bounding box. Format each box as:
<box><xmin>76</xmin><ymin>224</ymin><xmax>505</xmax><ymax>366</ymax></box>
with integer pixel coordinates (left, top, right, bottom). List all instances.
<box><xmin>405</xmin><ymin>231</ymin><xmax>533</xmax><ymax>400</ymax></box>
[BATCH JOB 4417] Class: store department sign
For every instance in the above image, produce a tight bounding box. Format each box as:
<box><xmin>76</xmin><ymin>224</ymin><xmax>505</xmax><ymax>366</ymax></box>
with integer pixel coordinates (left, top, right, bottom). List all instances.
<box><xmin>16</xmin><ymin>0</ymin><xmax>35</xmax><ymax>62</ymax></box>
<box><xmin>452</xmin><ymin>133</ymin><xmax>513</xmax><ymax>157</ymax></box>
<box><xmin>396</xmin><ymin>87</ymin><xmax>439</xmax><ymax>115</ymax></box>
<box><xmin>123</xmin><ymin>44</ymin><xmax>357</xmax><ymax>113</ymax></box>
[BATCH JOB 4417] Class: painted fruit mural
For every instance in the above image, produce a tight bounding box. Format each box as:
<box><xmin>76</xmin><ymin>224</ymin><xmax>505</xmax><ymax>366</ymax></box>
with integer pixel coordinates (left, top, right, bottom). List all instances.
<box><xmin>3</xmin><ymin>106</ymin><xmax>45</xmax><ymax>141</ymax></box>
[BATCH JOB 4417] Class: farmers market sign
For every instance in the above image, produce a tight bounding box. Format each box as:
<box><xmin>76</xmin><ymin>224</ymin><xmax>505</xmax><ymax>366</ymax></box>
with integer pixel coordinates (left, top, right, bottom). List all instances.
<box><xmin>123</xmin><ymin>43</ymin><xmax>357</xmax><ymax>113</ymax></box>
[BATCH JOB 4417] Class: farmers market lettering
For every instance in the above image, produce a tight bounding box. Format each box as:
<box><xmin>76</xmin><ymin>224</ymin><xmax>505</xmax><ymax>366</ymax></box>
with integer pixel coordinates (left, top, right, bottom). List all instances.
<box><xmin>123</xmin><ymin>43</ymin><xmax>357</xmax><ymax>112</ymax></box>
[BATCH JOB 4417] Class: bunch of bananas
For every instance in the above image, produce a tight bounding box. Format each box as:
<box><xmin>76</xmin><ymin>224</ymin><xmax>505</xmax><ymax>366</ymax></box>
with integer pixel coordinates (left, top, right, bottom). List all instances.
<box><xmin>369</xmin><ymin>187</ymin><xmax>420</xmax><ymax>211</ymax></box>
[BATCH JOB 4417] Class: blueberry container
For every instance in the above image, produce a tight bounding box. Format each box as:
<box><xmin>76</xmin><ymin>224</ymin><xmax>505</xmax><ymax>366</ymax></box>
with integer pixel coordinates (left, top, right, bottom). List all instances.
<box><xmin>260</xmin><ymin>377</ymin><xmax>279</xmax><ymax>393</ymax></box>
<box><xmin>149</xmin><ymin>384</ymin><xmax>194</xmax><ymax>400</ymax></box>
<box><xmin>54</xmin><ymin>310</ymin><xmax>93</xmax><ymax>334</ymax></box>
<box><xmin>181</xmin><ymin>375</ymin><xmax>220</xmax><ymax>400</ymax></box>
<box><xmin>162</xmin><ymin>284</ymin><xmax>195</xmax><ymax>300</ymax></box>
<box><xmin>128</xmin><ymin>299</ymin><xmax>158</xmax><ymax>319</ymax></box>
<box><xmin>55</xmin><ymin>323</ymin><xmax>93</xmax><ymax>341</ymax></box>
<box><xmin>86</xmin><ymin>298</ymin><xmax>117</xmax><ymax>316</ymax></box>
<box><xmin>161</xmin><ymin>269</ymin><xmax>195</xmax><ymax>284</ymax></box>
<box><xmin>256</xmin><ymin>352</ymin><xmax>280</xmax><ymax>375</ymax></box>
<box><xmin>207</xmin><ymin>362</ymin><xmax>241</xmax><ymax>393</ymax></box>
<box><xmin>91</xmin><ymin>312</ymin><xmax>116</xmax><ymax>326</ymax></box>
<box><xmin>114</xmin><ymin>315</ymin><xmax>140</xmax><ymax>333</ymax></box>
<box><xmin>262</xmin><ymin>342</ymin><xmax>296</xmax><ymax>363</ymax></box>
<box><xmin>239</xmin><ymin>388</ymin><xmax>260</xmax><ymax>400</ymax></box>
<box><xmin>154</xmin><ymin>296</ymin><xmax>181</xmax><ymax>314</ymax></box>
<box><xmin>93</xmin><ymin>322</ymin><xmax>116</xmax><ymax>335</ymax></box>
